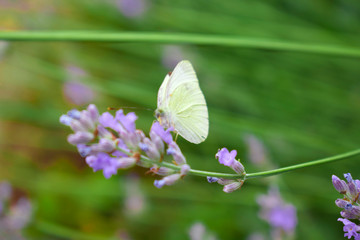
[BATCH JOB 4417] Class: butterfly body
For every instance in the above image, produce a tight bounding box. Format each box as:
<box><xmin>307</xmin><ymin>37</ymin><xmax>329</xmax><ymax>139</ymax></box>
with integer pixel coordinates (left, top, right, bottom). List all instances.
<box><xmin>155</xmin><ymin>60</ymin><xmax>209</xmax><ymax>144</ymax></box>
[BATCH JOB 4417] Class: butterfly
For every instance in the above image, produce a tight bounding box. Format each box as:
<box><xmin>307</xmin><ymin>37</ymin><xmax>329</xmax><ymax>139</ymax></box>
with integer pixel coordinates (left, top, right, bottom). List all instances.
<box><xmin>155</xmin><ymin>60</ymin><xmax>209</xmax><ymax>144</ymax></box>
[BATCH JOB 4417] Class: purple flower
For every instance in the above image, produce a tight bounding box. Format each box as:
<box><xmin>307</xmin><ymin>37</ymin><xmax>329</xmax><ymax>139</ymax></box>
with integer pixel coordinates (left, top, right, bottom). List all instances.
<box><xmin>61</xmin><ymin>104</ymin><xmax>190</xmax><ymax>190</ymax></box>
<box><xmin>116</xmin><ymin>110</ymin><xmax>137</xmax><ymax>133</ymax></box>
<box><xmin>150</xmin><ymin>166</ymin><xmax>175</xmax><ymax>176</ymax></box>
<box><xmin>77</xmin><ymin>144</ymin><xmax>92</xmax><ymax>157</ymax></box>
<box><xmin>63</xmin><ymin>81</ymin><xmax>94</xmax><ymax>106</ymax></box>
<box><xmin>257</xmin><ymin>186</ymin><xmax>297</xmax><ymax>235</ymax></box>
<box><xmin>244</xmin><ymin>134</ymin><xmax>268</xmax><ymax>167</ymax></box>
<box><xmin>216</xmin><ymin>148</ymin><xmax>237</xmax><ymax>167</ymax></box>
<box><xmin>188</xmin><ymin>222</ymin><xmax>218</xmax><ymax>240</ymax></box>
<box><xmin>150</xmin><ymin>121</ymin><xmax>173</xmax><ymax>145</ymax></box>
<box><xmin>153</xmin><ymin>165</ymin><xmax>190</xmax><ymax>188</ymax></box>
<box><xmin>85</xmin><ymin>152</ymin><xmax>120</xmax><ymax>178</ymax></box>
<box><xmin>124</xmin><ymin>174</ymin><xmax>146</xmax><ymax>217</ymax></box>
<box><xmin>116</xmin><ymin>0</ymin><xmax>147</xmax><ymax>18</ymax></box>
<box><xmin>0</xmin><ymin>181</ymin><xmax>32</xmax><ymax>236</ymax></box>
<box><xmin>223</xmin><ymin>181</ymin><xmax>244</xmax><ymax>193</ymax></box>
<box><xmin>215</xmin><ymin>148</ymin><xmax>244</xmax><ymax>174</ymax></box>
<box><xmin>67</xmin><ymin>132</ymin><xmax>94</xmax><ymax>145</ymax></box>
<box><xmin>268</xmin><ymin>205</ymin><xmax>297</xmax><ymax>233</ymax></box>
<box><xmin>154</xmin><ymin>174</ymin><xmax>181</xmax><ymax>188</ymax></box>
<box><xmin>338</xmin><ymin>218</ymin><xmax>360</xmax><ymax>239</ymax></box>
<box><xmin>207</xmin><ymin>176</ymin><xmax>219</xmax><ymax>183</ymax></box>
<box><xmin>332</xmin><ymin>175</ymin><xmax>348</xmax><ymax>194</ymax></box>
<box><xmin>140</xmin><ymin>138</ymin><xmax>160</xmax><ymax>160</ymax></box>
<box><xmin>91</xmin><ymin>138</ymin><xmax>116</xmax><ymax>153</ymax></box>
<box><xmin>167</xmin><ymin>141</ymin><xmax>186</xmax><ymax>165</ymax></box>
<box><xmin>99</xmin><ymin>112</ymin><xmax>120</xmax><ymax>131</ymax></box>
<box><xmin>5</xmin><ymin>198</ymin><xmax>32</xmax><ymax>230</ymax></box>
<box><xmin>333</xmin><ymin>173</ymin><xmax>360</xmax><ymax>220</ymax></box>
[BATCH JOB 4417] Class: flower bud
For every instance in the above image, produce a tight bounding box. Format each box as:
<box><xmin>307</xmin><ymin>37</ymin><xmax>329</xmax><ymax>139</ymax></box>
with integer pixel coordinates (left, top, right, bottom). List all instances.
<box><xmin>150</xmin><ymin>166</ymin><xmax>175</xmax><ymax>176</ymax></box>
<box><xmin>77</xmin><ymin>144</ymin><xmax>92</xmax><ymax>157</ymax></box>
<box><xmin>207</xmin><ymin>177</ymin><xmax>219</xmax><ymax>183</ymax></box>
<box><xmin>60</xmin><ymin>114</ymin><xmax>73</xmax><ymax>126</ymax></box>
<box><xmin>180</xmin><ymin>164</ymin><xmax>190</xmax><ymax>176</ymax></box>
<box><xmin>140</xmin><ymin>138</ymin><xmax>160</xmax><ymax>160</ymax></box>
<box><xmin>87</xmin><ymin>104</ymin><xmax>99</xmax><ymax>122</ymax></box>
<box><xmin>67</xmin><ymin>109</ymin><xmax>81</xmax><ymax>119</ymax></box>
<box><xmin>118</xmin><ymin>157</ymin><xmax>137</xmax><ymax>169</ymax></box>
<box><xmin>223</xmin><ymin>181</ymin><xmax>244</xmax><ymax>193</ymax></box>
<box><xmin>91</xmin><ymin>138</ymin><xmax>116</xmax><ymax>153</ymax></box>
<box><xmin>335</xmin><ymin>199</ymin><xmax>349</xmax><ymax>208</ymax></box>
<box><xmin>217</xmin><ymin>178</ymin><xmax>236</xmax><ymax>186</ymax></box>
<box><xmin>154</xmin><ymin>174</ymin><xmax>181</xmax><ymax>188</ymax></box>
<box><xmin>167</xmin><ymin>141</ymin><xmax>186</xmax><ymax>165</ymax></box>
<box><xmin>68</xmin><ymin>132</ymin><xmax>94</xmax><ymax>145</ymax></box>
<box><xmin>332</xmin><ymin>175</ymin><xmax>348</xmax><ymax>194</ymax></box>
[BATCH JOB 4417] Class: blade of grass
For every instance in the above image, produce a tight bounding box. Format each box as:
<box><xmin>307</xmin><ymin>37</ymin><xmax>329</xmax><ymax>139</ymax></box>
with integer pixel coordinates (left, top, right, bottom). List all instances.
<box><xmin>0</xmin><ymin>31</ymin><xmax>360</xmax><ymax>57</ymax></box>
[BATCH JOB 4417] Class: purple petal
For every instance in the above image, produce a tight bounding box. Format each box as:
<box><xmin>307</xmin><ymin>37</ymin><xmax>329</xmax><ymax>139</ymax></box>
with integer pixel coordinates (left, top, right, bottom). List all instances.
<box><xmin>150</xmin><ymin>121</ymin><xmax>173</xmax><ymax>144</ymax></box>
<box><xmin>116</xmin><ymin>110</ymin><xmax>137</xmax><ymax>133</ymax></box>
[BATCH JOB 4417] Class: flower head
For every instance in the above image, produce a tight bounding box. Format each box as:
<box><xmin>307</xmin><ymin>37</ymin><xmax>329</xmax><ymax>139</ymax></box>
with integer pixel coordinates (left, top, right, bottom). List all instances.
<box><xmin>338</xmin><ymin>218</ymin><xmax>360</xmax><ymax>239</ymax></box>
<box><xmin>115</xmin><ymin>0</ymin><xmax>147</xmax><ymax>18</ymax></box>
<box><xmin>332</xmin><ymin>173</ymin><xmax>360</xmax><ymax>221</ymax></box>
<box><xmin>215</xmin><ymin>148</ymin><xmax>244</xmax><ymax>175</ymax></box>
<box><xmin>257</xmin><ymin>186</ymin><xmax>297</xmax><ymax>235</ymax></box>
<box><xmin>216</xmin><ymin>148</ymin><xmax>237</xmax><ymax>166</ymax></box>
<box><xmin>61</xmin><ymin>104</ymin><xmax>190</xmax><ymax>189</ymax></box>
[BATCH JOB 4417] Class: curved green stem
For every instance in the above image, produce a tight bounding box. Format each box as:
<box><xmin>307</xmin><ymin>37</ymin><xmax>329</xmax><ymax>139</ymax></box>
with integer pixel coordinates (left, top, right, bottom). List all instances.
<box><xmin>245</xmin><ymin>148</ymin><xmax>360</xmax><ymax>179</ymax></box>
<box><xmin>0</xmin><ymin>31</ymin><xmax>360</xmax><ymax>57</ymax></box>
<box><xmin>123</xmin><ymin>147</ymin><xmax>360</xmax><ymax>180</ymax></box>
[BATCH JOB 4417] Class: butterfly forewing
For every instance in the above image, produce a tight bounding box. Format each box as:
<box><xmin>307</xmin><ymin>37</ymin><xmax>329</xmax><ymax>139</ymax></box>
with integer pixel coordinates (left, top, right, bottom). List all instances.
<box><xmin>156</xmin><ymin>60</ymin><xmax>209</xmax><ymax>144</ymax></box>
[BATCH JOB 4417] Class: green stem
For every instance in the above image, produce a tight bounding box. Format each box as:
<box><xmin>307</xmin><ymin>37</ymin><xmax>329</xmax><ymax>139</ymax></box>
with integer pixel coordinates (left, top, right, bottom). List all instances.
<box><xmin>1</xmin><ymin>31</ymin><xmax>360</xmax><ymax>57</ymax></box>
<box><xmin>123</xmin><ymin>147</ymin><xmax>360</xmax><ymax>180</ymax></box>
<box><xmin>245</xmin><ymin>148</ymin><xmax>360</xmax><ymax>179</ymax></box>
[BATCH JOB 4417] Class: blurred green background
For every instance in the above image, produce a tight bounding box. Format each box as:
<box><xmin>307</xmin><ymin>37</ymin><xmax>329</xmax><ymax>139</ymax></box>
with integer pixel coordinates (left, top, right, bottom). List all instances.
<box><xmin>1</xmin><ymin>0</ymin><xmax>360</xmax><ymax>239</ymax></box>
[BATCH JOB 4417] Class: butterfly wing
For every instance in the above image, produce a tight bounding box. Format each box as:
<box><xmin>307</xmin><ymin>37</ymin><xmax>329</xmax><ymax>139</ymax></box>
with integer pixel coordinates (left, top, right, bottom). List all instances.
<box><xmin>157</xmin><ymin>73</ymin><xmax>171</xmax><ymax>109</ymax></box>
<box><xmin>164</xmin><ymin>61</ymin><xmax>209</xmax><ymax>144</ymax></box>
<box><xmin>169</xmin><ymin>82</ymin><xmax>209</xmax><ymax>143</ymax></box>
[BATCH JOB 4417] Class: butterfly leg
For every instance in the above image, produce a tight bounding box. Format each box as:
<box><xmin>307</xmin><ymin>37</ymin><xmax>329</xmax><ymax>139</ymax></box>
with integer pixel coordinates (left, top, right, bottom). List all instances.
<box><xmin>175</xmin><ymin>132</ymin><xmax>179</xmax><ymax>142</ymax></box>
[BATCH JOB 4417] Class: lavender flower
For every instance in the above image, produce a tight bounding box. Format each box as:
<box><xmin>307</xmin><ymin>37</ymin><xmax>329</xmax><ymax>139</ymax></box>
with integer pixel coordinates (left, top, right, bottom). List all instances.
<box><xmin>332</xmin><ymin>173</ymin><xmax>360</xmax><ymax>239</ymax></box>
<box><xmin>215</xmin><ymin>148</ymin><xmax>244</xmax><ymax>175</ymax></box>
<box><xmin>150</xmin><ymin>121</ymin><xmax>173</xmax><ymax>145</ymax></box>
<box><xmin>61</xmin><ymin>104</ymin><xmax>191</xmax><ymax>188</ymax></box>
<box><xmin>333</xmin><ymin>173</ymin><xmax>360</xmax><ymax>220</ymax></box>
<box><xmin>223</xmin><ymin>181</ymin><xmax>244</xmax><ymax>193</ymax></box>
<box><xmin>0</xmin><ymin>182</ymin><xmax>32</xmax><ymax>239</ymax></box>
<box><xmin>63</xmin><ymin>82</ymin><xmax>94</xmax><ymax>106</ymax></box>
<box><xmin>115</xmin><ymin>0</ymin><xmax>147</xmax><ymax>18</ymax></box>
<box><xmin>257</xmin><ymin>186</ymin><xmax>297</xmax><ymax>237</ymax></box>
<box><xmin>188</xmin><ymin>222</ymin><xmax>218</xmax><ymax>240</ymax></box>
<box><xmin>338</xmin><ymin>218</ymin><xmax>360</xmax><ymax>239</ymax></box>
<box><xmin>207</xmin><ymin>148</ymin><xmax>246</xmax><ymax>193</ymax></box>
<box><xmin>124</xmin><ymin>174</ymin><xmax>146</xmax><ymax>217</ymax></box>
<box><xmin>244</xmin><ymin>134</ymin><xmax>268</xmax><ymax>167</ymax></box>
<box><xmin>154</xmin><ymin>164</ymin><xmax>190</xmax><ymax>188</ymax></box>
<box><xmin>63</xmin><ymin>65</ymin><xmax>95</xmax><ymax>105</ymax></box>
<box><xmin>167</xmin><ymin>141</ymin><xmax>186</xmax><ymax>165</ymax></box>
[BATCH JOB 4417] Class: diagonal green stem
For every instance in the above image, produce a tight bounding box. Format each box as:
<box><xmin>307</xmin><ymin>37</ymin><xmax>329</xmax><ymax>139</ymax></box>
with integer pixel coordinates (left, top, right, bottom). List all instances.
<box><xmin>122</xmin><ymin>147</ymin><xmax>360</xmax><ymax>180</ymax></box>
<box><xmin>245</xmin><ymin>148</ymin><xmax>360</xmax><ymax>179</ymax></box>
<box><xmin>0</xmin><ymin>31</ymin><xmax>360</xmax><ymax>57</ymax></box>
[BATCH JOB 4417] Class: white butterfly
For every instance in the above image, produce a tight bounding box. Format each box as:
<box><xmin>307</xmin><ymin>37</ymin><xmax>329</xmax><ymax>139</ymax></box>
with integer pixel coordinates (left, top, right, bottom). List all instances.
<box><xmin>155</xmin><ymin>60</ymin><xmax>209</xmax><ymax>144</ymax></box>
